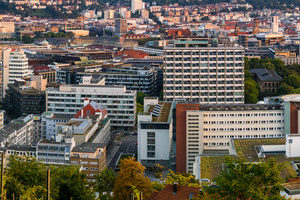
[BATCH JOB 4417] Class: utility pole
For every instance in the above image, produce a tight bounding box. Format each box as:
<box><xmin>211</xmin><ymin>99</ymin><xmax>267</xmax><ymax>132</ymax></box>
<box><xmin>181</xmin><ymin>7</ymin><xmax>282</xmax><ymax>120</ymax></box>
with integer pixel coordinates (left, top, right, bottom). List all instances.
<box><xmin>47</xmin><ymin>168</ymin><xmax>50</xmax><ymax>200</ymax></box>
<box><xmin>1</xmin><ymin>153</ymin><xmax>4</xmax><ymax>200</ymax></box>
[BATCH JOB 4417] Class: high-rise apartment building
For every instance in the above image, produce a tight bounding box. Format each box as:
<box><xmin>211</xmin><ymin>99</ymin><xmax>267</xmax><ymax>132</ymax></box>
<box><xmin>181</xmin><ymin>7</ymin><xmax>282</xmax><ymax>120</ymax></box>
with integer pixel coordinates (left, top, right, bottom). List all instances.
<box><xmin>131</xmin><ymin>0</ymin><xmax>144</xmax><ymax>13</ymax></box>
<box><xmin>271</xmin><ymin>15</ymin><xmax>279</xmax><ymax>33</ymax></box>
<box><xmin>163</xmin><ymin>38</ymin><xmax>245</xmax><ymax>104</ymax></box>
<box><xmin>1</xmin><ymin>48</ymin><xmax>30</xmax><ymax>99</ymax></box>
<box><xmin>115</xmin><ymin>19</ymin><xmax>128</xmax><ymax>37</ymax></box>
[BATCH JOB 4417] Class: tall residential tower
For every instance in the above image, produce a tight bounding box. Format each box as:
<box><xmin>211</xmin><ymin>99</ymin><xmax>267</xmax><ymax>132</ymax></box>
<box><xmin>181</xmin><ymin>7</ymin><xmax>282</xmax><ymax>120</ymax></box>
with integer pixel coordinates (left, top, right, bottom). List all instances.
<box><xmin>163</xmin><ymin>38</ymin><xmax>245</xmax><ymax>104</ymax></box>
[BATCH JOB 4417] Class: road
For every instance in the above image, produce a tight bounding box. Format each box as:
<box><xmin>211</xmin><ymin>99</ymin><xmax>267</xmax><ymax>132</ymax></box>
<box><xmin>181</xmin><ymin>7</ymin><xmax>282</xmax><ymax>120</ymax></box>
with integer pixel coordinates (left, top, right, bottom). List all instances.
<box><xmin>107</xmin><ymin>135</ymin><xmax>137</xmax><ymax>169</ymax></box>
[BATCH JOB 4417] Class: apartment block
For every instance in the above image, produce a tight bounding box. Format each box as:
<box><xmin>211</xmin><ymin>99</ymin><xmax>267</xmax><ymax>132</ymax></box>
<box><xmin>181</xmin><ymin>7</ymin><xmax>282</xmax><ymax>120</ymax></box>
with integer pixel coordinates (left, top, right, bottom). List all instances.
<box><xmin>137</xmin><ymin>97</ymin><xmax>173</xmax><ymax>167</ymax></box>
<box><xmin>100</xmin><ymin>64</ymin><xmax>158</xmax><ymax>96</ymax></box>
<box><xmin>1</xmin><ymin>48</ymin><xmax>30</xmax><ymax>99</ymax></box>
<box><xmin>4</xmin><ymin>81</ymin><xmax>45</xmax><ymax>118</ymax></box>
<box><xmin>46</xmin><ymin>84</ymin><xmax>136</xmax><ymax>130</ymax></box>
<box><xmin>41</xmin><ymin>112</ymin><xmax>72</xmax><ymax>140</ymax></box>
<box><xmin>176</xmin><ymin>103</ymin><xmax>285</xmax><ymax>173</ymax></box>
<box><xmin>163</xmin><ymin>38</ymin><xmax>244</xmax><ymax>104</ymax></box>
<box><xmin>0</xmin><ymin>115</ymin><xmax>35</xmax><ymax>148</ymax></box>
<box><xmin>36</xmin><ymin>136</ymin><xmax>75</xmax><ymax>165</ymax></box>
<box><xmin>70</xmin><ymin>143</ymin><xmax>106</xmax><ymax>179</ymax></box>
<box><xmin>56</xmin><ymin>100</ymin><xmax>111</xmax><ymax>146</ymax></box>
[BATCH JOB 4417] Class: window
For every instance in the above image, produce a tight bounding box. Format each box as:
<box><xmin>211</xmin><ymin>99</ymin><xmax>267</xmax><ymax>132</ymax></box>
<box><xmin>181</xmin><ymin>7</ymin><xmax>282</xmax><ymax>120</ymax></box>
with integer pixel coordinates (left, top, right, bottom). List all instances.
<box><xmin>147</xmin><ymin>139</ymin><xmax>155</xmax><ymax>144</ymax></box>
<box><xmin>147</xmin><ymin>132</ymin><xmax>155</xmax><ymax>137</ymax></box>
<box><xmin>147</xmin><ymin>152</ymin><xmax>155</xmax><ymax>157</ymax></box>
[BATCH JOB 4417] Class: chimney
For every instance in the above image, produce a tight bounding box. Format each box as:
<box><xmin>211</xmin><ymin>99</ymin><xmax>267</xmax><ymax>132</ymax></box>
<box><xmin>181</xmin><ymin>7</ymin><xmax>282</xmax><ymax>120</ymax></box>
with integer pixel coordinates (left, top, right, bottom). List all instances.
<box><xmin>84</xmin><ymin>98</ymin><xmax>89</xmax><ymax>107</ymax></box>
<box><xmin>173</xmin><ymin>183</ymin><xmax>178</xmax><ymax>193</ymax></box>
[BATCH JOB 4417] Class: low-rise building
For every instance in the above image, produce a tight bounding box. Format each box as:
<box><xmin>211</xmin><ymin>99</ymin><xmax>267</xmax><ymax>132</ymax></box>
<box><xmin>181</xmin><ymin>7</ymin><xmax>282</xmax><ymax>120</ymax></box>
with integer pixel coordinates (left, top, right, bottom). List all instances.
<box><xmin>137</xmin><ymin>97</ymin><xmax>174</xmax><ymax>167</ymax></box>
<box><xmin>70</xmin><ymin>143</ymin><xmax>106</xmax><ymax>179</ymax></box>
<box><xmin>33</xmin><ymin>65</ymin><xmax>57</xmax><ymax>83</ymax></box>
<box><xmin>250</xmin><ymin>68</ymin><xmax>282</xmax><ymax>94</ymax></box>
<box><xmin>36</xmin><ymin>135</ymin><xmax>75</xmax><ymax>165</ymax></box>
<box><xmin>41</xmin><ymin>112</ymin><xmax>73</xmax><ymax>140</ymax></box>
<box><xmin>56</xmin><ymin>99</ymin><xmax>111</xmax><ymax>146</ymax></box>
<box><xmin>0</xmin><ymin>115</ymin><xmax>35</xmax><ymax>148</ymax></box>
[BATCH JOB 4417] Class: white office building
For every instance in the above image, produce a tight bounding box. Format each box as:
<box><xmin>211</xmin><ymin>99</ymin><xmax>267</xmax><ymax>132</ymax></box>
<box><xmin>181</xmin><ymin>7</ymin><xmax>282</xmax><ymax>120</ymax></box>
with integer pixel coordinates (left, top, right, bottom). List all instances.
<box><xmin>1</xmin><ymin>48</ymin><xmax>30</xmax><ymax>98</ymax></box>
<box><xmin>41</xmin><ymin>112</ymin><xmax>72</xmax><ymax>139</ymax></box>
<box><xmin>46</xmin><ymin>84</ymin><xmax>136</xmax><ymax>130</ymax></box>
<box><xmin>163</xmin><ymin>38</ymin><xmax>244</xmax><ymax>104</ymax></box>
<box><xmin>131</xmin><ymin>0</ymin><xmax>144</xmax><ymax>13</ymax></box>
<box><xmin>185</xmin><ymin>103</ymin><xmax>284</xmax><ymax>173</ymax></box>
<box><xmin>137</xmin><ymin>97</ymin><xmax>173</xmax><ymax>167</ymax></box>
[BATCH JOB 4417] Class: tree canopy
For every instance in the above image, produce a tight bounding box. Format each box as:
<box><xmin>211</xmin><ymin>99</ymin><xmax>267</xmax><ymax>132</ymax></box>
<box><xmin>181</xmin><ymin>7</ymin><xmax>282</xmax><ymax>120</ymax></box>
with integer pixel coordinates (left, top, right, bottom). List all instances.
<box><xmin>244</xmin><ymin>57</ymin><xmax>300</xmax><ymax>103</ymax></box>
<box><xmin>4</xmin><ymin>156</ymin><xmax>95</xmax><ymax>200</ymax></box>
<box><xmin>113</xmin><ymin>157</ymin><xmax>153</xmax><ymax>200</ymax></box>
<box><xmin>94</xmin><ymin>168</ymin><xmax>116</xmax><ymax>199</ymax></box>
<box><xmin>201</xmin><ymin>158</ymin><xmax>286</xmax><ymax>200</ymax></box>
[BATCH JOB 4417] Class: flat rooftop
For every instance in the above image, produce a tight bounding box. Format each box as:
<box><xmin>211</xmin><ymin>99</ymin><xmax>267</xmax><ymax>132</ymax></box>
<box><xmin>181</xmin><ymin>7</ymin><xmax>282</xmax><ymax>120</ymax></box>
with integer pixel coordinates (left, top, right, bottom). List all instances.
<box><xmin>146</xmin><ymin>102</ymin><xmax>172</xmax><ymax>122</ymax></box>
<box><xmin>72</xmin><ymin>142</ymin><xmax>105</xmax><ymax>153</ymax></box>
<box><xmin>200</xmin><ymin>138</ymin><xmax>299</xmax><ymax>183</ymax></box>
<box><xmin>0</xmin><ymin>118</ymin><xmax>28</xmax><ymax>143</ymax></box>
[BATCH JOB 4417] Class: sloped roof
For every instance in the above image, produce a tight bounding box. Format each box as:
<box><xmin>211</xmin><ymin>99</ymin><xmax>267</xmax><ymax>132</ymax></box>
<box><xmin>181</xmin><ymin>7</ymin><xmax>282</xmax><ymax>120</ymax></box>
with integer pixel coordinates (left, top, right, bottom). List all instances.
<box><xmin>250</xmin><ymin>68</ymin><xmax>282</xmax><ymax>81</ymax></box>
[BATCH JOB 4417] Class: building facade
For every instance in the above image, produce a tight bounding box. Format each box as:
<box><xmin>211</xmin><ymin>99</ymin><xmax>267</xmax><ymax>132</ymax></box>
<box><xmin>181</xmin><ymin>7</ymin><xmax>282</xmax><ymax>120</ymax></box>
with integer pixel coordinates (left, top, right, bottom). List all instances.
<box><xmin>137</xmin><ymin>98</ymin><xmax>173</xmax><ymax>167</ymax></box>
<box><xmin>1</xmin><ymin>48</ymin><xmax>30</xmax><ymax>99</ymax></box>
<box><xmin>100</xmin><ymin>64</ymin><xmax>158</xmax><ymax>96</ymax></box>
<box><xmin>0</xmin><ymin>115</ymin><xmax>35</xmax><ymax>148</ymax></box>
<box><xmin>4</xmin><ymin>82</ymin><xmax>45</xmax><ymax>118</ymax></box>
<box><xmin>163</xmin><ymin>38</ymin><xmax>245</xmax><ymax>104</ymax></box>
<box><xmin>46</xmin><ymin>84</ymin><xmax>136</xmax><ymax>130</ymax></box>
<box><xmin>70</xmin><ymin>143</ymin><xmax>106</xmax><ymax>179</ymax></box>
<box><xmin>176</xmin><ymin>103</ymin><xmax>285</xmax><ymax>173</ymax></box>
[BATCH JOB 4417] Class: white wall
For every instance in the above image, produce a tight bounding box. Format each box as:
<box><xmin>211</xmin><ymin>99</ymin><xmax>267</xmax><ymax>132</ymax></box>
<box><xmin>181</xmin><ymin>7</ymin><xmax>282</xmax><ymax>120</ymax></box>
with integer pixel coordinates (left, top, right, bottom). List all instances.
<box><xmin>286</xmin><ymin>134</ymin><xmax>300</xmax><ymax>157</ymax></box>
<box><xmin>138</xmin><ymin>124</ymin><xmax>172</xmax><ymax>162</ymax></box>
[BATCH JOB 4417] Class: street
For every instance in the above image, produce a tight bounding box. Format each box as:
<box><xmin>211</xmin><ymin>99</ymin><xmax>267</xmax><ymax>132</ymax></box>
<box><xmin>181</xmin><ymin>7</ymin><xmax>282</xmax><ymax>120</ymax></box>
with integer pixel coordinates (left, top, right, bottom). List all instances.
<box><xmin>107</xmin><ymin>135</ymin><xmax>137</xmax><ymax>169</ymax></box>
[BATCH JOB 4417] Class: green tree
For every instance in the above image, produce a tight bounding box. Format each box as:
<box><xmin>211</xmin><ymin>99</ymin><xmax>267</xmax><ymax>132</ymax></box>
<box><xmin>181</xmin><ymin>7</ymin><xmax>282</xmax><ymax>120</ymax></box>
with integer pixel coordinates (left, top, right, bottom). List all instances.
<box><xmin>244</xmin><ymin>79</ymin><xmax>259</xmax><ymax>103</ymax></box>
<box><xmin>4</xmin><ymin>156</ymin><xmax>94</xmax><ymax>200</ymax></box>
<box><xmin>94</xmin><ymin>168</ymin><xmax>116</xmax><ymax>199</ymax></box>
<box><xmin>52</xmin><ymin>166</ymin><xmax>95</xmax><ymax>200</ymax></box>
<box><xmin>202</xmin><ymin>158</ymin><xmax>285</xmax><ymax>200</ymax></box>
<box><xmin>137</xmin><ymin>92</ymin><xmax>147</xmax><ymax>105</ymax></box>
<box><xmin>282</xmin><ymin>73</ymin><xmax>300</xmax><ymax>89</ymax></box>
<box><xmin>165</xmin><ymin>170</ymin><xmax>200</xmax><ymax>187</ymax></box>
<box><xmin>22</xmin><ymin>35</ymin><xmax>35</xmax><ymax>44</ymax></box>
<box><xmin>136</xmin><ymin>103</ymin><xmax>144</xmax><ymax>115</ymax></box>
<box><xmin>152</xmin><ymin>181</ymin><xmax>164</xmax><ymax>192</ymax></box>
<box><xmin>276</xmin><ymin>82</ymin><xmax>294</xmax><ymax>95</ymax></box>
<box><xmin>113</xmin><ymin>157</ymin><xmax>153</xmax><ymax>200</ymax></box>
<box><xmin>5</xmin><ymin>156</ymin><xmax>47</xmax><ymax>199</ymax></box>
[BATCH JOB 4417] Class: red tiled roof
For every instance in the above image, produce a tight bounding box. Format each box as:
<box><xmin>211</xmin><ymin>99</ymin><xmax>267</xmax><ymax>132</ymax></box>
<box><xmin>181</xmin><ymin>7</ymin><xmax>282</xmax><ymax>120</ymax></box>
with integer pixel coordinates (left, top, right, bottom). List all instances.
<box><xmin>33</xmin><ymin>65</ymin><xmax>54</xmax><ymax>74</ymax></box>
<box><xmin>115</xmin><ymin>50</ymin><xmax>149</xmax><ymax>59</ymax></box>
<box><xmin>74</xmin><ymin>100</ymin><xmax>107</xmax><ymax>119</ymax></box>
<box><xmin>148</xmin><ymin>185</ymin><xmax>200</xmax><ymax>200</ymax></box>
